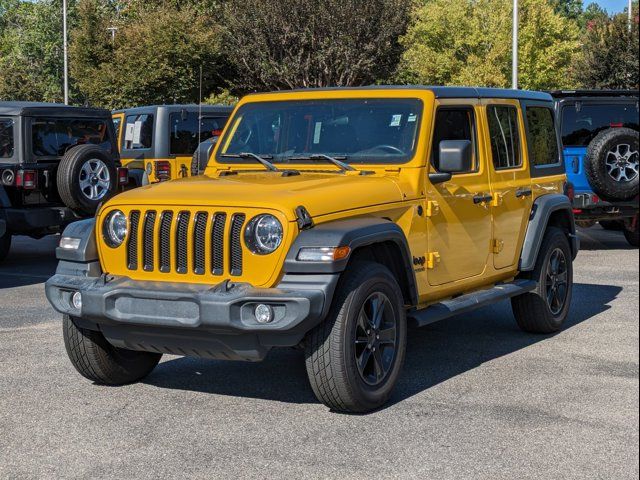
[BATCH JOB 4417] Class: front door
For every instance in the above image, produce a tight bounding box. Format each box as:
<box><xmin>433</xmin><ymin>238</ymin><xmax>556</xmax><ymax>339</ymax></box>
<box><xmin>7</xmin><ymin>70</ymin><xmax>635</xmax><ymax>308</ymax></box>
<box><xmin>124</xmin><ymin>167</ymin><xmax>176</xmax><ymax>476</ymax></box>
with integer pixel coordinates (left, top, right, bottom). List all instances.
<box><xmin>482</xmin><ymin>100</ymin><xmax>532</xmax><ymax>270</ymax></box>
<box><xmin>426</xmin><ymin>101</ymin><xmax>493</xmax><ymax>286</ymax></box>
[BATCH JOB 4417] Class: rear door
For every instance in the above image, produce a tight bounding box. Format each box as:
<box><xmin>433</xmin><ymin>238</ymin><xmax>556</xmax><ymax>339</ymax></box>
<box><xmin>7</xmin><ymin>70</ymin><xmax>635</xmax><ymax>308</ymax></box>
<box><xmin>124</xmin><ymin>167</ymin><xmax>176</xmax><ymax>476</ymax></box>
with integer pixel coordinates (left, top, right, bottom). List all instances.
<box><xmin>482</xmin><ymin>99</ymin><xmax>531</xmax><ymax>270</ymax></box>
<box><xmin>426</xmin><ymin>99</ymin><xmax>493</xmax><ymax>286</ymax></box>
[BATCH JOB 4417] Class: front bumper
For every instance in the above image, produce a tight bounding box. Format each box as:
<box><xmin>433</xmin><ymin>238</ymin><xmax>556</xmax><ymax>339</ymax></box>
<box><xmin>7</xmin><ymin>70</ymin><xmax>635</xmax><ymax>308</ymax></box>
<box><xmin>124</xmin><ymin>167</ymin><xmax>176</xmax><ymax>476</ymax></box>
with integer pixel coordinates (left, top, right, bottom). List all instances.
<box><xmin>45</xmin><ymin>272</ymin><xmax>338</xmax><ymax>361</ymax></box>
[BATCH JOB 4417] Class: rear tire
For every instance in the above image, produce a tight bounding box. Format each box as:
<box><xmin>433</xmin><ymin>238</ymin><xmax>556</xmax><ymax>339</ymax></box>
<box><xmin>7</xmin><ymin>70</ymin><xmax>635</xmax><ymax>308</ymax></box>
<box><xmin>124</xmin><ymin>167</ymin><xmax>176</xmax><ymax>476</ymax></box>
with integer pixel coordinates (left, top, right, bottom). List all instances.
<box><xmin>585</xmin><ymin>128</ymin><xmax>639</xmax><ymax>202</ymax></box>
<box><xmin>623</xmin><ymin>220</ymin><xmax>639</xmax><ymax>247</ymax></box>
<box><xmin>63</xmin><ymin>315</ymin><xmax>161</xmax><ymax>384</ymax></box>
<box><xmin>512</xmin><ymin>227</ymin><xmax>573</xmax><ymax>333</ymax></box>
<box><xmin>57</xmin><ymin>145</ymin><xmax>118</xmax><ymax>215</ymax></box>
<box><xmin>304</xmin><ymin>262</ymin><xmax>406</xmax><ymax>413</ymax></box>
<box><xmin>0</xmin><ymin>231</ymin><xmax>11</xmax><ymax>263</ymax></box>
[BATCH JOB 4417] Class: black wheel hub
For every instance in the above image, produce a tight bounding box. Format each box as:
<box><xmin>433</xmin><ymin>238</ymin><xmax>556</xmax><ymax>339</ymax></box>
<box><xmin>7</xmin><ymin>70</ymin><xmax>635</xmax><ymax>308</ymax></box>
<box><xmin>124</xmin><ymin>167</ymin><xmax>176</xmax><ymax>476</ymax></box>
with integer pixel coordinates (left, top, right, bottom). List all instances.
<box><xmin>546</xmin><ymin>248</ymin><xmax>569</xmax><ymax>316</ymax></box>
<box><xmin>354</xmin><ymin>292</ymin><xmax>397</xmax><ymax>386</ymax></box>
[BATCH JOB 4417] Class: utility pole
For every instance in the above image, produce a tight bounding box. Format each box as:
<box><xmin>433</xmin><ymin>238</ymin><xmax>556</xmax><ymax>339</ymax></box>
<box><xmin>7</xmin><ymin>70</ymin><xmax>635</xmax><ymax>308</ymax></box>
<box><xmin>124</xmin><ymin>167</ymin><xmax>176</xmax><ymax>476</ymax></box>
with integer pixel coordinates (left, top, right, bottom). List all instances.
<box><xmin>512</xmin><ymin>0</ymin><xmax>519</xmax><ymax>90</ymax></box>
<box><xmin>62</xmin><ymin>0</ymin><xmax>69</xmax><ymax>105</ymax></box>
<box><xmin>107</xmin><ymin>27</ymin><xmax>118</xmax><ymax>43</ymax></box>
<box><xmin>629</xmin><ymin>0</ymin><xmax>633</xmax><ymax>32</ymax></box>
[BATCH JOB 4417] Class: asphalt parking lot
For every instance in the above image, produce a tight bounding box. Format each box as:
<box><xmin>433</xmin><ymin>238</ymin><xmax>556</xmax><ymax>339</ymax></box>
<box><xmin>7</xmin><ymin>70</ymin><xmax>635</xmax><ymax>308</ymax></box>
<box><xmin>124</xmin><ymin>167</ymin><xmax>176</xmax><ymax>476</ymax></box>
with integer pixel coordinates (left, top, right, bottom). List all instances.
<box><xmin>0</xmin><ymin>227</ymin><xmax>638</xmax><ymax>479</ymax></box>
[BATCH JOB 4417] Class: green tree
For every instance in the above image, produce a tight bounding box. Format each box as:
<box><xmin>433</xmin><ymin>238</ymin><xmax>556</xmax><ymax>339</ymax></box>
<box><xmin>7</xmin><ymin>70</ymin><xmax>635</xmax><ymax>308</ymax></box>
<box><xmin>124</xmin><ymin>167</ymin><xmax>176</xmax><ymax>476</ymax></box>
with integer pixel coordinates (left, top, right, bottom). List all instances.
<box><xmin>550</xmin><ymin>0</ymin><xmax>583</xmax><ymax>21</ymax></box>
<box><xmin>0</xmin><ymin>0</ymin><xmax>76</xmax><ymax>102</ymax></box>
<box><xmin>397</xmin><ymin>0</ymin><xmax>580</xmax><ymax>90</ymax></box>
<box><xmin>573</xmin><ymin>5</ymin><xmax>639</xmax><ymax>89</ymax></box>
<box><xmin>222</xmin><ymin>0</ymin><xmax>412</xmax><ymax>91</ymax></box>
<box><xmin>70</xmin><ymin>3</ymin><xmax>229</xmax><ymax>109</ymax></box>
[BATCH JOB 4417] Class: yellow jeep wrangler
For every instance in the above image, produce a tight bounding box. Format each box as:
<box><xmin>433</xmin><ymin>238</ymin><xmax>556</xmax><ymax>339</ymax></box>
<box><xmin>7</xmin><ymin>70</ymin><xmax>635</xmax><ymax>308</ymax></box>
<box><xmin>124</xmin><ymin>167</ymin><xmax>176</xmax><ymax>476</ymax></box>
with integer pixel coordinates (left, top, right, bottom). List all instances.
<box><xmin>112</xmin><ymin>105</ymin><xmax>232</xmax><ymax>185</ymax></box>
<box><xmin>46</xmin><ymin>87</ymin><xmax>579</xmax><ymax>413</ymax></box>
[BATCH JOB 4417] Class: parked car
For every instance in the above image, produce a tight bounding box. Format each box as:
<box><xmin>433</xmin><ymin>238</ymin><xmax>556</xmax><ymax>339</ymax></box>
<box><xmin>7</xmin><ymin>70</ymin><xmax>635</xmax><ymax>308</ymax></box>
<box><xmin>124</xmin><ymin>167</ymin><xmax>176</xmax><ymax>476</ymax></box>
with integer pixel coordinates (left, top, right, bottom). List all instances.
<box><xmin>46</xmin><ymin>87</ymin><xmax>578</xmax><ymax>413</ymax></box>
<box><xmin>0</xmin><ymin>102</ymin><xmax>124</xmax><ymax>263</ymax></box>
<box><xmin>112</xmin><ymin>105</ymin><xmax>232</xmax><ymax>185</ymax></box>
<box><xmin>551</xmin><ymin>90</ymin><xmax>639</xmax><ymax>246</ymax></box>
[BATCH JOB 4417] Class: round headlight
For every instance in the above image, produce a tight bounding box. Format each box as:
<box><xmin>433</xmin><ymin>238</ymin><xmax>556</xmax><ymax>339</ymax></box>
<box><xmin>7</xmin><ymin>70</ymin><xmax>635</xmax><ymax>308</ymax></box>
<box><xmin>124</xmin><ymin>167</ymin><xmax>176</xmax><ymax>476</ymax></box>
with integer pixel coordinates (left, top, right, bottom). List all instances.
<box><xmin>103</xmin><ymin>210</ymin><xmax>128</xmax><ymax>248</ymax></box>
<box><xmin>244</xmin><ymin>214</ymin><xmax>283</xmax><ymax>255</ymax></box>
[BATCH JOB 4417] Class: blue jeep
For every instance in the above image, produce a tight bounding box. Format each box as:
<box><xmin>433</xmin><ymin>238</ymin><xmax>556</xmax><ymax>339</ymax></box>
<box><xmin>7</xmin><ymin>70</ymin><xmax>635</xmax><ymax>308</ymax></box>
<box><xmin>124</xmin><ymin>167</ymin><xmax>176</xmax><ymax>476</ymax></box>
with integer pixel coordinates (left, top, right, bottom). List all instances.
<box><xmin>551</xmin><ymin>90</ymin><xmax>639</xmax><ymax>247</ymax></box>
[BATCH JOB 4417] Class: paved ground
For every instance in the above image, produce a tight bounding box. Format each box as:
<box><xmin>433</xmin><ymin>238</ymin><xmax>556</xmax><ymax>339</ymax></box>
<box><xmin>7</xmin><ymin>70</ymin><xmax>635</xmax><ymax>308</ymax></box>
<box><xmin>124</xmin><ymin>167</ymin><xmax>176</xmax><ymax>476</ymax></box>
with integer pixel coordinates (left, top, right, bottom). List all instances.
<box><xmin>0</xmin><ymin>227</ymin><xmax>638</xmax><ymax>479</ymax></box>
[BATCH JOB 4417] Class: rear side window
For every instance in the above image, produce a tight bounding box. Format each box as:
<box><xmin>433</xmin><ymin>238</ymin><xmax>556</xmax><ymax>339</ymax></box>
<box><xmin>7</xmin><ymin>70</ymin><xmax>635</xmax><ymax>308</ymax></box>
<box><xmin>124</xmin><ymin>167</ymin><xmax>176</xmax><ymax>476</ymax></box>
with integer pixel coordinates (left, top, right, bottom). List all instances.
<box><xmin>561</xmin><ymin>103</ymin><xmax>639</xmax><ymax>147</ymax></box>
<box><xmin>31</xmin><ymin>118</ymin><xmax>111</xmax><ymax>157</ymax></box>
<box><xmin>112</xmin><ymin>116</ymin><xmax>122</xmax><ymax>142</ymax></box>
<box><xmin>124</xmin><ymin>114</ymin><xmax>154</xmax><ymax>149</ymax></box>
<box><xmin>169</xmin><ymin>112</ymin><xmax>228</xmax><ymax>155</ymax></box>
<box><xmin>431</xmin><ymin>107</ymin><xmax>476</xmax><ymax>172</ymax></box>
<box><xmin>526</xmin><ymin>107</ymin><xmax>560</xmax><ymax>166</ymax></box>
<box><xmin>0</xmin><ymin>118</ymin><xmax>14</xmax><ymax>158</ymax></box>
<box><xmin>487</xmin><ymin>105</ymin><xmax>522</xmax><ymax>170</ymax></box>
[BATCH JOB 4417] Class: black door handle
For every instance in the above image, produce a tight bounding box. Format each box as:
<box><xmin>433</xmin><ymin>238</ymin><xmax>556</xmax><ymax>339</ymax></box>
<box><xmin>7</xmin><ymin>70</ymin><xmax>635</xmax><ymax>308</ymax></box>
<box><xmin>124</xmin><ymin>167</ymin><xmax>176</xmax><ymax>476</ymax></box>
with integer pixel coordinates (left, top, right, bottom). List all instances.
<box><xmin>473</xmin><ymin>194</ymin><xmax>493</xmax><ymax>204</ymax></box>
<box><xmin>516</xmin><ymin>188</ymin><xmax>533</xmax><ymax>198</ymax></box>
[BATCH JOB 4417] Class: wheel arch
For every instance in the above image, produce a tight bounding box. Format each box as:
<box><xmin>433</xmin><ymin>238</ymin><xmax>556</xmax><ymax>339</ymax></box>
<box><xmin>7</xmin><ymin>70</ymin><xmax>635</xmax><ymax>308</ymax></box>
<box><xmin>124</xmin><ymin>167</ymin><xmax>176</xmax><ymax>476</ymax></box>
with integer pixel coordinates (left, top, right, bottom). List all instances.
<box><xmin>519</xmin><ymin>194</ymin><xmax>579</xmax><ymax>272</ymax></box>
<box><xmin>283</xmin><ymin>216</ymin><xmax>418</xmax><ymax>306</ymax></box>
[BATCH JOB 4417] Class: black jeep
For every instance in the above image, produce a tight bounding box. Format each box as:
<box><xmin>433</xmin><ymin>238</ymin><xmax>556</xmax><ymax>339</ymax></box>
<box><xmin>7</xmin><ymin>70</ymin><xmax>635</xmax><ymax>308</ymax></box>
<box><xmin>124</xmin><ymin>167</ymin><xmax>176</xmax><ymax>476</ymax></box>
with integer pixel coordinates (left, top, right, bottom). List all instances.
<box><xmin>0</xmin><ymin>102</ymin><xmax>124</xmax><ymax>263</ymax></box>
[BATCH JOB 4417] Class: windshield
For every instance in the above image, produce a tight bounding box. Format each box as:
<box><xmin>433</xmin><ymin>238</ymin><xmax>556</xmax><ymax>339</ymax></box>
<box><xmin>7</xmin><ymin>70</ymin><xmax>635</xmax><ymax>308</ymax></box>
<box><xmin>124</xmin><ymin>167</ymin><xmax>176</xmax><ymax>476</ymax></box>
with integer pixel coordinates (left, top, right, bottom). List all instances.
<box><xmin>217</xmin><ymin>98</ymin><xmax>422</xmax><ymax>165</ymax></box>
<box><xmin>561</xmin><ymin>103</ymin><xmax>639</xmax><ymax>147</ymax></box>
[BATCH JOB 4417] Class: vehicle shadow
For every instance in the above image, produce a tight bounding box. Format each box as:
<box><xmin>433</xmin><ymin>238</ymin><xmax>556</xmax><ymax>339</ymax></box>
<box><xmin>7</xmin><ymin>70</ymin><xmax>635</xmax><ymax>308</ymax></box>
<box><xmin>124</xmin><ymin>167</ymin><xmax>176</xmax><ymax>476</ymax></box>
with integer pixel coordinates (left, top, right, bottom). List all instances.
<box><xmin>143</xmin><ymin>282</ymin><xmax>622</xmax><ymax>408</ymax></box>
<box><xmin>0</xmin><ymin>235</ymin><xmax>58</xmax><ymax>289</ymax></box>
<box><xmin>577</xmin><ymin>226</ymin><xmax>637</xmax><ymax>251</ymax></box>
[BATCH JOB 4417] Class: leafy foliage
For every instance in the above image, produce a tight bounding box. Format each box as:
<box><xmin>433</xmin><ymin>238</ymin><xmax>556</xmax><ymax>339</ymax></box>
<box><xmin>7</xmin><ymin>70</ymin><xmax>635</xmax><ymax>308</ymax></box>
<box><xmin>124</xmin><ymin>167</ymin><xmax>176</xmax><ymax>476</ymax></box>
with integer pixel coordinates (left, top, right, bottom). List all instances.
<box><xmin>222</xmin><ymin>0</ymin><xmax>412</xmax><ymax>91</ymax></box>
<box><xmin>573</xmin><ymin>5</ymin><xmax>639</xmax><ymax>89</ymax></box>
<box><xmin>398</xmin><ymin>0</ymin><xmax>580</xmax><ymax>90</ymax></box>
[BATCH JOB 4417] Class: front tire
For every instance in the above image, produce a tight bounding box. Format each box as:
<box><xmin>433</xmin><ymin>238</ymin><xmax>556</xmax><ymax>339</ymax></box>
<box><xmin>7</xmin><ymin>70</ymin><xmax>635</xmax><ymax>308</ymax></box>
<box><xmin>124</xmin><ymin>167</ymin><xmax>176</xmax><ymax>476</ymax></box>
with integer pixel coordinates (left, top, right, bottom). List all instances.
<box><xmin>304</xmin><ymin>262</ymin><xmax>407</xmax><ymax>413</ymax></box>
<box><xmin>0</xmin><ymin>231</ymin><xmax>11</xmax><ymax>263</ymax></box>
<box><xmin>63</xmin><ymin>315</ymin><xmax>161</xmax><ymax>384</ymax></box>
<box><xmin>512</xmin><ymin>227</ymin><xmax>573</xmax><ymax>333</ymax></box>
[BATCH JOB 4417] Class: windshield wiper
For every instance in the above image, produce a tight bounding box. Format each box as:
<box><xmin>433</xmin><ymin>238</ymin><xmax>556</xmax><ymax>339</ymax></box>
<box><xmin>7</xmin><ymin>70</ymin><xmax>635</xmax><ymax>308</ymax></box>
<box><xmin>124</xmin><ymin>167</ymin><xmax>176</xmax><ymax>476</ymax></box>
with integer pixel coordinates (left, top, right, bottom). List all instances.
<box><xmin>288</xmin><ymin>154</ymin><xmax>356</xmax><ymax>173</ymax></box>
<box><xmin>221</xmin><ymin>152</ymin><xmax>280</xmax><ymax>172</ymax></box>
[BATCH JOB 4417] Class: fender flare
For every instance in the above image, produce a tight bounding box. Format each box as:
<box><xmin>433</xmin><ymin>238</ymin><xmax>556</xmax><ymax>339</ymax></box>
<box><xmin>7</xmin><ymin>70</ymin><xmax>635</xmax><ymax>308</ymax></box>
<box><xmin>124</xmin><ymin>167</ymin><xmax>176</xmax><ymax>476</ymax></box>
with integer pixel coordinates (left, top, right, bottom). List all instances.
<box><xmin>56</xmin><ymin>218</ymin><xmax>99</xmax><ymax>263</ymax></box>
<box><xmin>519</xmin><ymin>194</ymin><xmax>579</xmax><ymax>272</ymax></box>
<box><xmin>283</xmin><ymin>216</ymin><xmax>418</xmax><ymax>305</ymax></box>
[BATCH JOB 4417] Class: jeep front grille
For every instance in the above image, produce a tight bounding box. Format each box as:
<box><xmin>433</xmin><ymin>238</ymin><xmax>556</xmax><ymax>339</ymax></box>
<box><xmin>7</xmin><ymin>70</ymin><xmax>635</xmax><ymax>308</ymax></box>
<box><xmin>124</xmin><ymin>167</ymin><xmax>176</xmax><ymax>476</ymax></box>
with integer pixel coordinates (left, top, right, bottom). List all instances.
<box><xmin>126</xmin><ymin>209</ymin><xmax>246</xmax><ymax>277</ymax></box>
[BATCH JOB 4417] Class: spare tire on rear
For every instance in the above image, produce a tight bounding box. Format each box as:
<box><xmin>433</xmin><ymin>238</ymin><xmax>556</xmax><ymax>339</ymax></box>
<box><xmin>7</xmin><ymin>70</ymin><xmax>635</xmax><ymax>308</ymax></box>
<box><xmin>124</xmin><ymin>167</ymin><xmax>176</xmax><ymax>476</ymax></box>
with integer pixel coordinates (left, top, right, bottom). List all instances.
<box><xmin>57</xmin><ymin>145</ymin><xmax>117</xmax><ymax>215</ymax></box>
<box><xmin>584</xmin><ymin>127</ymin><xmax>639</xmax><ymax>202</ymax></box>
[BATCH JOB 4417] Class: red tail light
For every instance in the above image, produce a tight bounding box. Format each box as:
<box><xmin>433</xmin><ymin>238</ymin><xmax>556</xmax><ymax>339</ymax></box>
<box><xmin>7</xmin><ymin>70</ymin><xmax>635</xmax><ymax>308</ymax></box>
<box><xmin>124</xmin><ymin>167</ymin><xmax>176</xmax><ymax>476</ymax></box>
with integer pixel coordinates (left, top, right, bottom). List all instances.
<box><xmin>155</xmin><ymin>161</ymin><xmax>171</xmax><ymax>181</ymax></box>
<box><xmin>117</xmin><ymin>167</ymin><xmax>129</xmax><ymax>186</ymax></box>
<box><xmin>16</xmin><ymin>170</ymin><xmax>37</xmax><ymax>189</ymax></box>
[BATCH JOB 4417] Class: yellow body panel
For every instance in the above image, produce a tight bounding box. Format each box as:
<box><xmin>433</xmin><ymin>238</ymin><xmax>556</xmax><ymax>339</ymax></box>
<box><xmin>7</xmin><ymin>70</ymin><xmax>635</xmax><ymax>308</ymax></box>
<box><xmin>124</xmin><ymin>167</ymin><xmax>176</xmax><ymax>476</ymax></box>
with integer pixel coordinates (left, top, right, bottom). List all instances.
<box><xmin>97</xmin><ymin>88</ymin><xmax>565</xmax><ymax>306</ymax></box>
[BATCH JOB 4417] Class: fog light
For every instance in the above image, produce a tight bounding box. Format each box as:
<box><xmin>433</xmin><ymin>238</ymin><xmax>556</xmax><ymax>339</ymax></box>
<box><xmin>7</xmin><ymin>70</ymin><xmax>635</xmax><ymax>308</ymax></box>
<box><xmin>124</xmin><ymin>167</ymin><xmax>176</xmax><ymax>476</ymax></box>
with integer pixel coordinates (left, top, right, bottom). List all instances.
<box><xmin>254</xmin><ymin>304</ymin><xmax>274</xmax><ymax>324</ymax></box>
<box><xmin>71</xmin><ymin>291</ymin><xmax>82</xmax><ymax>310</ymax></box>
<box><xmin>59</xmin><ymin>237</ymin><xmax>81</xmax><ymax>250</ymax></box>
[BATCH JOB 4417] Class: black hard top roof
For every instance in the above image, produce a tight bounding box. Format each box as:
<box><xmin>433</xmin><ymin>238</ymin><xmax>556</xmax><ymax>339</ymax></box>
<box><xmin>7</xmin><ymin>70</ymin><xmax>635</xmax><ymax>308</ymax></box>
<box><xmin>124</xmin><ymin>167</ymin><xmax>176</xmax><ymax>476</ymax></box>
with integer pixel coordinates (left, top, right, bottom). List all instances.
<box><xmin>247</xmin><ymin>85</ymin><xmax>553</xmax><ymax>102</ymax></box>
<box><xmin>549</xmin><ymin>89</ymin><xmax>639</xmax><ymax>99</ymax></box>
<box><xmin>0</xmin><ymin>101</ymin><xmax>112</xmax><ymax>117</ymax></box>
<box><xmin>112</xmin><ymin>104</ymin><xmax>234</xmax><ymax>115</ymax></box>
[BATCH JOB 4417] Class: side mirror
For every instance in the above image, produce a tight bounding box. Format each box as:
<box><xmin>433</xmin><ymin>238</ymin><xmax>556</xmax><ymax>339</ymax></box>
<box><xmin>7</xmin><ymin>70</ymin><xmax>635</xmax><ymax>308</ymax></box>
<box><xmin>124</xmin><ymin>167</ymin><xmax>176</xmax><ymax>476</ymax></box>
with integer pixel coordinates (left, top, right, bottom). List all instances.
<box><xmin>438</xmin><ymin>140</ymin><xmax>473</xmax><ymax>174</ymax></box>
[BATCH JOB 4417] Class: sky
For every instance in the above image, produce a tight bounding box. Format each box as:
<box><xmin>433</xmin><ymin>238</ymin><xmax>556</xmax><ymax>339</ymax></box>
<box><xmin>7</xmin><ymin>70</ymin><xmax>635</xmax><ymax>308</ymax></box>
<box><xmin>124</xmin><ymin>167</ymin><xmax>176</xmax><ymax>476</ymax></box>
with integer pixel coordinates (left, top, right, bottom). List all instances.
<box><xmin>591</xmin><ymin>0</ymin><xmax>632</xmax><ymax>13</ymax></box>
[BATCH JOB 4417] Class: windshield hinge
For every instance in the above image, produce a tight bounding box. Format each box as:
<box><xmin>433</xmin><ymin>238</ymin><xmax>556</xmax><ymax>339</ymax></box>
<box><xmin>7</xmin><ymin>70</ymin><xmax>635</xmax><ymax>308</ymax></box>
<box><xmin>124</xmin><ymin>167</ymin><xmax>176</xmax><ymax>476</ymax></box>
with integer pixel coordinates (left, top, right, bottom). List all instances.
<box><xmin>295</xmin><ymin>206</ymin><xmax>314</xmax><ymax>230</ymax></box>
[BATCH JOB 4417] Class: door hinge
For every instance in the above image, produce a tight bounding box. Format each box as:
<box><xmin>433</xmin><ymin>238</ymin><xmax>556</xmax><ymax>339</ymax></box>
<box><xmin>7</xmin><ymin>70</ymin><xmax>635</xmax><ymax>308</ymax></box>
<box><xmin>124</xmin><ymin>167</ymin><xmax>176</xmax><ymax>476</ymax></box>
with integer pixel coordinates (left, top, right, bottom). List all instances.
<box><xmin>425</xmin><ymin>201</ymin><xmax>440</xmax><ymax>217</ymax></box>
<box><xmin>492</xmin><ymin>239</ymin><xmax>505</xmax><ymax>254</ymax></box>
<box><xmin>491</xmin><ymin>193</ymin><xmax>503</xmax><ymax>207</ymax></box>
<box><xmin>426</xmin><ymin>252</ymin><xmax>441</xmax><ymax>269</ymax></box>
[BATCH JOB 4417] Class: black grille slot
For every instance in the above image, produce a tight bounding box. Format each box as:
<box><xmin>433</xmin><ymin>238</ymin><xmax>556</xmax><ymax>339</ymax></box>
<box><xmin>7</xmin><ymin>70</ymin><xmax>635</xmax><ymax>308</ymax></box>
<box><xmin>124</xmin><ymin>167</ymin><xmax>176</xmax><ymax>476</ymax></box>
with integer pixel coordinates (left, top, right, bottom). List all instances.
<box><xmin>175</xmin><ymin>211</ymin><xmax>191</xmax><ymax>274</ymax></box>
<box><xmin>159</xmin><ymin>211</ymin><xmax>173</xmax><ymax>273</ymax></box>
<box><xmin>127</xmin><ymin>210</ymin><xmax>140</xmax><ymax>270</ymax></box>
<box><xmin>142</xmin><ymin>211</ymin><xmax>156</xmax><ymax>271</ymax></box>
<box><xmin>193</xmin><ymin>212</ymin><xmax>208</xmax><ymax>275</ymax></box>
<box><xmin>211</xmin><ymin>213</ymin><xmax>226</xmax><ymax>275</ymax></box>
<box><xmin>229</xmin><ymin>214</ymin><xmax>245</xmax><ymax>276</ymax></box>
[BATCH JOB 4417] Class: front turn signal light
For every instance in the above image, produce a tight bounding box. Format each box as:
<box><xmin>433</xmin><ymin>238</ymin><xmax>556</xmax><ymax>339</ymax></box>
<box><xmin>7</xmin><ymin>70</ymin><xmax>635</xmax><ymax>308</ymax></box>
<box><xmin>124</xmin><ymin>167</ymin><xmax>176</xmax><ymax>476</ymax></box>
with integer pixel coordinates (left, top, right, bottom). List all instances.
<box><xmin>297</xmin><ymin>246</ymin><xmax>351</xmax><ymax>262</ymax></box>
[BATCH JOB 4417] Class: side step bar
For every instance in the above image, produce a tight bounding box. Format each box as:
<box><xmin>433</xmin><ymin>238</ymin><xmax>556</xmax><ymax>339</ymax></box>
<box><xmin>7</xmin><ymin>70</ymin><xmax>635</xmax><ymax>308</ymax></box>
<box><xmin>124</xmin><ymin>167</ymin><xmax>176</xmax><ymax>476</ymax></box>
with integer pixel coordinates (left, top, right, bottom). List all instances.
<box><xmin>408</xmin><ymin>279</ymin><xmax>537</xmax><ymax>328</ymax></box>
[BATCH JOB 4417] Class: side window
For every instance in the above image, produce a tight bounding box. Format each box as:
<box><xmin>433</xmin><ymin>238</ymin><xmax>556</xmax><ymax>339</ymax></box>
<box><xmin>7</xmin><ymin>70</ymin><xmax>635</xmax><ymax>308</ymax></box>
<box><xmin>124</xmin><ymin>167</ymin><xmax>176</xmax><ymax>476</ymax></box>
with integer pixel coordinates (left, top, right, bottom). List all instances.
<box><xmin>169</xmin><ymin>112</ymin><xmax>229</xmax><ymax>155</ymax></box>
<box><xmin>526</xmin><ymin>107</ymin><xmax>560</xmax><ymax>166</ymax></box>
<box><xmin>112</xmin><ymin>117</ymin><xmax>122</xmax><ymax>143</ymax></box>
<box><xmin>487</xmin><ymin>106</ymin><xmax>522</xmax><ymax>170</ymax></box>
<box><xmin>431</xmin><ymin>107</ymin><xmax>476</xmax><ymax>172</ymax></box>
<box><xmin>0</xmin><ymin>118</ymin><xmax>14</xmax><ymax>158</ymax></box>
<box><xmin>124</xmin><ymin>114</ymin><xmax>154</xmax><ymax>149</ymax></box>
